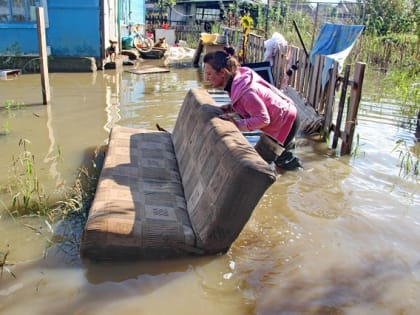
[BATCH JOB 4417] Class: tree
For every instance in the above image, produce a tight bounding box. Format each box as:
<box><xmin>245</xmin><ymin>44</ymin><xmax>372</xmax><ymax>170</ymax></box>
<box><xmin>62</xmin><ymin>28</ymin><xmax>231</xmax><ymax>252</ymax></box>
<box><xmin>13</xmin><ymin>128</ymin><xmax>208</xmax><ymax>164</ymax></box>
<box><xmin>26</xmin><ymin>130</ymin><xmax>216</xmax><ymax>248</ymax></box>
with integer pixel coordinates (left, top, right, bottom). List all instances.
<box><xmin>359</xmin><ymin>0</ymin><xmax>416</xmax><ymax>35</ymax></box>
<box><xmin>149</xmin><ymin>0</ymin><xmax>176</xmax><ymax>24</ymax></box>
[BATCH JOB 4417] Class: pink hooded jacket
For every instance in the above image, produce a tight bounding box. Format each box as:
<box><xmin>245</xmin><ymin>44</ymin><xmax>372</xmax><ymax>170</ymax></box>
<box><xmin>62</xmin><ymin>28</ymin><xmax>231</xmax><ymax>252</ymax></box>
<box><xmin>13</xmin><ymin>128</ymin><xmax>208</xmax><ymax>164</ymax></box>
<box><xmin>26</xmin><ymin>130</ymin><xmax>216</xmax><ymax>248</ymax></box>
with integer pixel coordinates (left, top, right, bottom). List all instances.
<box><xmin>229</xmin><ymin>67</ymin><xmax>297</xmax><ymax>145</ymax></box>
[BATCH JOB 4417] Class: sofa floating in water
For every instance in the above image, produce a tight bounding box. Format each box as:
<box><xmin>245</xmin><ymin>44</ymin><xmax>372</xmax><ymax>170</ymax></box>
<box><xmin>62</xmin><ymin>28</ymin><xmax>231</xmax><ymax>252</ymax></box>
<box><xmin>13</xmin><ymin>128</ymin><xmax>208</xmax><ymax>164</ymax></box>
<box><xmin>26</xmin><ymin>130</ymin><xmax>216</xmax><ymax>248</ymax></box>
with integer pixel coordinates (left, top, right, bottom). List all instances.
<box><xmin>80</xmin><ymin>88</ymin><xmax>277</xmax><ymax>261</ymax></box>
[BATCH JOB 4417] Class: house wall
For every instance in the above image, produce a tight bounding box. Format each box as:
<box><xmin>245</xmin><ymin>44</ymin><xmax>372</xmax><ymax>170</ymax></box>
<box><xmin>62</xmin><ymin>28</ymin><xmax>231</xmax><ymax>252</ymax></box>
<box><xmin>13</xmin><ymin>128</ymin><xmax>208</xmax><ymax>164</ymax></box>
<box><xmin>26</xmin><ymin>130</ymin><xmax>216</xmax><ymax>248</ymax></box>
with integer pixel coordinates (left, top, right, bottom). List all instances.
<box><xmin>47</xmin><ymin>0</ymin><xmax>101</xmax><ymax>57</ymax></box>
<box><xmin>0</xmin><ymin>0</ymin><xmax>102</xmax><ymax>57</ymax></box>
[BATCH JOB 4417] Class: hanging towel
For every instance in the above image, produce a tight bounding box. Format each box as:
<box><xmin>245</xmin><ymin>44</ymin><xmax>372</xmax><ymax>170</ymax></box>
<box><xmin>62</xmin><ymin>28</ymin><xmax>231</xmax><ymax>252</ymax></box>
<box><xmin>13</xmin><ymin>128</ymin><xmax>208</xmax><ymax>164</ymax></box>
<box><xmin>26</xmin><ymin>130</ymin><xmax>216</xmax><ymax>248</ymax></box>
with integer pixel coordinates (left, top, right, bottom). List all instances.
<box><xmin>310</xmin><ymin>23</ymin><xmax>364</xmax><ymax>88</ymax></box>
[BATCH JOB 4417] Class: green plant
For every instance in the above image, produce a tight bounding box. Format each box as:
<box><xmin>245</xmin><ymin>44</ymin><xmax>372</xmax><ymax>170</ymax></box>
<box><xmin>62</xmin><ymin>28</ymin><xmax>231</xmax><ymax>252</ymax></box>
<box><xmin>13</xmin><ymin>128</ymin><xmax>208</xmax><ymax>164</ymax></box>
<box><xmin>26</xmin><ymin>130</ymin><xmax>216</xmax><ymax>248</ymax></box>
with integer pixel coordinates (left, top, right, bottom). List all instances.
<box><xmin>4</xmin><ymin>99</ymin><xmax>23</xmax><ymax>113</ymax></box>
<box><xmin>181</xmin><ymin>32</ymin><xmax>200</xmax><ymax>49</ymax></box>
<box><xmin>1</xmin><ymin>120</ymin><xmax>10</xmax><ymax>135</ymax></box>
<box><xmin>2</xmin><ymin>139</ymin><xmax>103</xmax><ymax>259</ymax></box>
<box><xmin>384</xmin><ymin>66</ymin><xmax>419</xmax><ymax>121</ymax></box>
<box><xmin>49</xmin><ymin>146</ymin><xmax>104</xmax><ymax>255</ymax></box>
<box><xmin>1</xmin><ymin>100</ymin><xmax>25</xmax><ymax>135</ymax></box>
<box><xmin>0</xmin><ymin>248</ymin><xmax>16</xmax><ymax>279</ymax></box>
<box><xmin>351</xmin><ymin>133</ymin><xmax>366</xmax><ymax>159</ymax></box>
<box><xmin>7</xmin><ymin>139</ymin><xmax>50</xmax><ymax>216</ymax></box>
<box><xmin>392</xmin><ymin>139</ymin><xmax>419</xmax><ymax>178</ymax></box>
<box><xmin>2</xmin><ymin>141</ymin><xmax>102</xmax><ymax>259</ymax></box>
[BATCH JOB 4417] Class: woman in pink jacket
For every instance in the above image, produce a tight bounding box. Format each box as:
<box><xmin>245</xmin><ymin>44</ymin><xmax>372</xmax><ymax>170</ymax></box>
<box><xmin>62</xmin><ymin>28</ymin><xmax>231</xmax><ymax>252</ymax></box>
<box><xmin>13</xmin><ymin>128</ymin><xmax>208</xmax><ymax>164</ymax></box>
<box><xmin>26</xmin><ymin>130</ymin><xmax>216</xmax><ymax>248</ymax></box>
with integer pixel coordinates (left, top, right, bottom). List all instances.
<box><xmin>203</xmin><ymin>49</ymin><xmax>302</xmax><ymax>170</ymax></box>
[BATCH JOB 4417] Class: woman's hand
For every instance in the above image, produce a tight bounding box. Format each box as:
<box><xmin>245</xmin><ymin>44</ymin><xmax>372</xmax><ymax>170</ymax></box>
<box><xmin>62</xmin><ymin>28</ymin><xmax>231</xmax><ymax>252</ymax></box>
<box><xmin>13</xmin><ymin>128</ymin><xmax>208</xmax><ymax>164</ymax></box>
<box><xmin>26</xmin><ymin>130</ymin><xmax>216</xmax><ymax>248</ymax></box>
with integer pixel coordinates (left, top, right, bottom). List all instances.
<box><xmin>219</xmin><ymin>113</ymin><xmax>236</xmax><ymax>123</ymax></box>
<box><xmin>220</xmin><ymin>104</ymin><xmax>233</xmax><ymax>112</ymax></box>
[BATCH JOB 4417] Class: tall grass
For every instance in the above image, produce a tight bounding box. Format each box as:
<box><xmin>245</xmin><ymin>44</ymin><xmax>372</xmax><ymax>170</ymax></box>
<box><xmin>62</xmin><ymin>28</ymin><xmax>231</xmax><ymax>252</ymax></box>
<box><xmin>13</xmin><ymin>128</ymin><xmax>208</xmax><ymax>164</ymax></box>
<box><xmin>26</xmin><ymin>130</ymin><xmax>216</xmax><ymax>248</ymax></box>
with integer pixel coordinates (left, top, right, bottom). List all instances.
<box><xmin>4</xmin><ymin>137</ymin><xmax>101</xmax><ymax>220</ymax></box>
<box><xmin>392</xmin><ymin>139</ymin><xmax>420</xmax><ymax>179</ymax></box>
<box><xmin>2</xmin><ymin>141</ymin><xmax>104</xmax><ymax>261</ymax></box>
<box><xmin>5</xmin><ymin>139</ymin><xmax>50</xmax><ymax>217</ymax></box>
<box><xmin>358</xmin><ymin>33</ymin><xmax>419</xmax><ymax>70</ymax></box>
<box><xmin>383</xmin><ymin>65</ymin><xmax>420</xmax><ymax>123</ymax></box>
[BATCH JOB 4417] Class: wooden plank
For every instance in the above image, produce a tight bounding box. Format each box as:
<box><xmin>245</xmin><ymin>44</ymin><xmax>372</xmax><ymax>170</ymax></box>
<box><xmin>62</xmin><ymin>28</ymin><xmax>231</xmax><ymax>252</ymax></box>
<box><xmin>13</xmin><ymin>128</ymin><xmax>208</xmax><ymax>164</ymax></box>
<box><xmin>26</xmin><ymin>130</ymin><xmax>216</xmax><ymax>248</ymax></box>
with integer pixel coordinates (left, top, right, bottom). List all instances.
<box><xmin>303</xmin><ymin>61</ymin><xmax>312</xmax><ymax>100</ymax></box>
<box><xmin>313</xmin><ymin>56</ymin><xmax>325</xmax><ymax>113</ymax></box>
<box><xmin>272</xmin><ymin>48</ymin><xmax>281</xmax><ymax>88</ymax></box>
<box><xmin>296</xmin><ymin>49</ymin><xmax>307</xmax><ymax>93</ymax></box>
<box><xmin>36</xmin><ymin>7</ymin><xmax>50</xmax><ymax>105</ymax></box>
<box><xmin>126</xmin><ymin>66</ymin><xmax>170</xmax><ymax>75</ymax></box>
<box><xmin>287</xmin><ymin>47</ymin><xmax>299</xmax><ymax>89</ymax></box>
<box><xmin>307</xmin><ymin>55</ymin><xmax>321</xmax><ymax>108</ymax></box>
<box><xmin>332</xmin><ymin>65</ymin><xmax>351</xmax><ymax>149</ymax></box>
<box><xmin>341</xmin><ymin>62</ymin><xmax>366</xmax><ymax>155</ymax></box>
<box><xmin>192</xmin><ymin>39</ymin><xmax>203</xmax><ymax>67</ymax></box>
<box><xmin>277</xmin><ymin>45</ymin><xmax>289</xmax><ymax>89</ymax></box>
<box><xmin>322</xmin><ymin>61</ymin><xmax>339</xmax><ymax>139</ymax></box>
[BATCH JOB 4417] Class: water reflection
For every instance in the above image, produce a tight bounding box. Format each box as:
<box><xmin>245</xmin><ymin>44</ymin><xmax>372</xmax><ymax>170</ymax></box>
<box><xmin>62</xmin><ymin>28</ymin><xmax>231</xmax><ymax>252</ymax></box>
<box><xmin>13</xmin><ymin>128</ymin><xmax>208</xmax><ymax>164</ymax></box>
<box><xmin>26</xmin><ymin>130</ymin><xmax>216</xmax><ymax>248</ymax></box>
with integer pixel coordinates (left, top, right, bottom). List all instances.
<box><xmin>0</xmin><ymin>65</ymin><xmax>419</xmax><ymax>315</ymax></box>
<box><xmin>104</xmin><ymin>72</ymin><xmax>122</xmax><ymax>133</ymax></box>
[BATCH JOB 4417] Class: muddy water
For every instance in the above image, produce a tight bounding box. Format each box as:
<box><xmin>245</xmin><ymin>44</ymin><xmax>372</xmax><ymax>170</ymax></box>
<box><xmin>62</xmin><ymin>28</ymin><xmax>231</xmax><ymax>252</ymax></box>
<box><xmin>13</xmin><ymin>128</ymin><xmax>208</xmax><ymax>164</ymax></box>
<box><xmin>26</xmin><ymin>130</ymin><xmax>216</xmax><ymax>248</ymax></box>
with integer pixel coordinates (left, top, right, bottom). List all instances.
<box><xmin>0</xmin><ymin>64</ymin><xmax>419</xmax><ymax>315</ymax></box>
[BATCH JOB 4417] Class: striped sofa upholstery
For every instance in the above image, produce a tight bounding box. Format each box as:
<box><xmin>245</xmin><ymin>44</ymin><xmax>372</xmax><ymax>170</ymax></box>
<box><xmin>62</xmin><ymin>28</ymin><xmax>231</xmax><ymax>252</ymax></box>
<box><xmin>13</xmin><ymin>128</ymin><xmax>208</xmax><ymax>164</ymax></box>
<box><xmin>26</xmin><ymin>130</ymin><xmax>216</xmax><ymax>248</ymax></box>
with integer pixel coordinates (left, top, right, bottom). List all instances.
<box><xmin>80</xmin><ymin>88</ymin><xmax>276</xmax><ymax>261</ymax></box>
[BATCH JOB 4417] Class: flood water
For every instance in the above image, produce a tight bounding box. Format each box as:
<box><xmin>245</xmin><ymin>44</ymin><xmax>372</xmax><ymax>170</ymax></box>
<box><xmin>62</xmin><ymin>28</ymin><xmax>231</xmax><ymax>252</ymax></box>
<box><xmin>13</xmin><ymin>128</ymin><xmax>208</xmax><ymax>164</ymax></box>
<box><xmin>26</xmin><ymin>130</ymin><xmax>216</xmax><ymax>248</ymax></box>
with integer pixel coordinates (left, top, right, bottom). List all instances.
<box><xmin>0</xmin><ymin>61</ymin><xmax>419</xmax><ymax>315</ymax></box>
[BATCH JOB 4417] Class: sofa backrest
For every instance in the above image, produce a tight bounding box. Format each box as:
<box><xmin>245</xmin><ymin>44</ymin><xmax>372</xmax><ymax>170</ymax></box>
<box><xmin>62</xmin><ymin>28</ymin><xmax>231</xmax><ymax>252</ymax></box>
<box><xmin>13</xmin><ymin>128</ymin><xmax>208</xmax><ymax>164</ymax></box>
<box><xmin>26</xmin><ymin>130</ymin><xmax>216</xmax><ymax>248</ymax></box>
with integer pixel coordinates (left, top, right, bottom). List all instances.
<box><xmin>172</xmin><ymin>88</ymin><xmax>277</xmax><ymax>253</ymax></box>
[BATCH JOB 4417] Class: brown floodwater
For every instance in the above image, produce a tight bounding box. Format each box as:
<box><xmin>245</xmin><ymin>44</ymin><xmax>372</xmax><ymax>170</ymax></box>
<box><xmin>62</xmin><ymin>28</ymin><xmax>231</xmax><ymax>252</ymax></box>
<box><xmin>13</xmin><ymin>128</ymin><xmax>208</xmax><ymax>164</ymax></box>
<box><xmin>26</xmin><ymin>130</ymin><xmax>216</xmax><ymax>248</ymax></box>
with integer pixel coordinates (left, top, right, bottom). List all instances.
<box><xmin>0</xmin><ymin>61</ymin><xmax>419</xmax><ymax>315</ymax></box>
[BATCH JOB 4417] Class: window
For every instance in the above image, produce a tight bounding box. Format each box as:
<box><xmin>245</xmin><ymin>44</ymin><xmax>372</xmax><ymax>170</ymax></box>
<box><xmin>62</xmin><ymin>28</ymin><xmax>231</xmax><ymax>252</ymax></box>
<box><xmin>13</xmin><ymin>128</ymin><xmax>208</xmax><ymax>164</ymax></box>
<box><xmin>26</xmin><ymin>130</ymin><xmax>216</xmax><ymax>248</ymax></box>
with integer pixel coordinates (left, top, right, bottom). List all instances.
<box><xmin>0</xmin><ymin>0</ymin><xmax>47</xmax><ymax>24</ymax></box>
<box><xmin>195</xmin><ymin>8</ymin><xmax>220</xmax><ymax>22</ymax></box>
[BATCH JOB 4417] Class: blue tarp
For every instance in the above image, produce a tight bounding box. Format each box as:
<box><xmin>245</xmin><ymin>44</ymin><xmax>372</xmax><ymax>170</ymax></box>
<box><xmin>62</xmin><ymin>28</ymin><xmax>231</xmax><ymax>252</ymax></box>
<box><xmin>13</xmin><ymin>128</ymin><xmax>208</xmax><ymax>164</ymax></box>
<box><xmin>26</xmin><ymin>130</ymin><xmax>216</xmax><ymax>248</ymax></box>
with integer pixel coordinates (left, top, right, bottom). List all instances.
<box><xmin>310</xmin><ymin>23</ymin><xmax>365</xmax><ymax>87</ymax></box>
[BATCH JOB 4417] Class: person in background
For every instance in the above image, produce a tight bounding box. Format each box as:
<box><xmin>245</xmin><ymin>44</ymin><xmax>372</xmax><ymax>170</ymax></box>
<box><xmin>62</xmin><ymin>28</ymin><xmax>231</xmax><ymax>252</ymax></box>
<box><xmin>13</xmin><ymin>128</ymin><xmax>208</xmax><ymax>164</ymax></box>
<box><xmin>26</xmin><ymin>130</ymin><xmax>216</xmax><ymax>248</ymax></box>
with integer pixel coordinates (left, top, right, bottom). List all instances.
<box><xmin>203</xmin><ymin>49</ymin><xmax>302</xmax><ymax>171</ymax></box>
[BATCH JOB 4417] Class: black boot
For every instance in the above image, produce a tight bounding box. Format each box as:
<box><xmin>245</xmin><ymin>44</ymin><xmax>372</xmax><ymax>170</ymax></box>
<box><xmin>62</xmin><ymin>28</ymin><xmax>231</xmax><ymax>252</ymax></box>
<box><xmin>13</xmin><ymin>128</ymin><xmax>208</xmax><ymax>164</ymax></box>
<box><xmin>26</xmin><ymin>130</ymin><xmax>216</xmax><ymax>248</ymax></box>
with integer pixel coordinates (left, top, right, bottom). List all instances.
<box><xmin>275</xmin><ymin>150</ymin><xmax>302</xmax><ymax>171</ymax></box>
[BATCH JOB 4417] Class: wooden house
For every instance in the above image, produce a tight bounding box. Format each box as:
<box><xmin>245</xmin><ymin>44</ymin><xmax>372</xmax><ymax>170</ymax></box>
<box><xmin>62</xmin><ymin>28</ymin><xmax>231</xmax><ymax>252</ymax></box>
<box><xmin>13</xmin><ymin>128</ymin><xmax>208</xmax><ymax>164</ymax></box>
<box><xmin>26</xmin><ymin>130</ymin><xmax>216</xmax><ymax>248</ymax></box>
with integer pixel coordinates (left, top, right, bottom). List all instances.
<box><xmin>0</xmin><ymin>0</ymin><xmax>145</xmax><ymax>71</ymax></box>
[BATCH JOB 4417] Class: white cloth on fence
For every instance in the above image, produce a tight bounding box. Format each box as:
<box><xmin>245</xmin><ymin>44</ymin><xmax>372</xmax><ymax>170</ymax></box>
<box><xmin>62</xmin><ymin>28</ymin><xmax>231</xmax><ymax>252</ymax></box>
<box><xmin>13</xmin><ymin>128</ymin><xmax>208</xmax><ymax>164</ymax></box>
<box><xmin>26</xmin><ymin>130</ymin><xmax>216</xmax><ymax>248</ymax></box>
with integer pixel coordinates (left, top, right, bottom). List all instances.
<box><xmin>263</xmin><ymin>32</ymin><xmax>288</xmax><ymax>66</ymax></box>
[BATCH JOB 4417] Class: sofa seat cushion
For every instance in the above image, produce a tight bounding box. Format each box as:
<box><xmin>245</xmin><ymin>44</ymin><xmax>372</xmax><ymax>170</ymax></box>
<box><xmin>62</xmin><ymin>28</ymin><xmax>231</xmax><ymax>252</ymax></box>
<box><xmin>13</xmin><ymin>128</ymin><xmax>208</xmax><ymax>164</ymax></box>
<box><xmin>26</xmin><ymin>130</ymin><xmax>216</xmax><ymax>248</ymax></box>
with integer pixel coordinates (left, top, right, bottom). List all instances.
<box><xmin>80</xmin><ymin>126</ymin><xmax>195</xmax><ymax>260</ymax></box>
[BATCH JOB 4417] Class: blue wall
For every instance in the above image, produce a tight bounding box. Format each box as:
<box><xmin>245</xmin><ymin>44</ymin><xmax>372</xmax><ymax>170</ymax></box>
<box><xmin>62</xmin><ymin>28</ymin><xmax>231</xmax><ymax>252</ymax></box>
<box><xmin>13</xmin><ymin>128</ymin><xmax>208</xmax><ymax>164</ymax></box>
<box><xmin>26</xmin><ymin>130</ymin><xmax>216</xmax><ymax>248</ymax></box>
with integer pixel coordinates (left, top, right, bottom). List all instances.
<box><xmin>46</xmin><ymin>1</ymin><xmax>101</xmax><ymax>56</ymax></box>
<box><xmin>0</xmin><ymin>0</ymin><xmax>101</xmax><ymax>57</ymax></box>
<box><xmin>123</xmin><ymin>0</ymin><xmax>145</xmax><ymax>26</ymax></box>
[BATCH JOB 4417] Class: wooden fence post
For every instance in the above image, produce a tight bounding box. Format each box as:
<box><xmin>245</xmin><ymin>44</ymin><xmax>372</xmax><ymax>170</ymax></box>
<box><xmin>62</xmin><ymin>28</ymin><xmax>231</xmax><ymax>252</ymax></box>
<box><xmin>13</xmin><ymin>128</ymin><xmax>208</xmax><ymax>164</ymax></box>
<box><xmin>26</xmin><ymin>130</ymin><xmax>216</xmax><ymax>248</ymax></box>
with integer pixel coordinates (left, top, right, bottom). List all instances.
<box><xmin>322</xmin><ymin>61</ymin><xmax>339</xmax><ymax>139</ymax></box>
<box><xmin>36</xmin><ymin>7</ymin><xmax>50</xmax><ymax>105</ymax></box>
<box><xmin>332</xmin><ymin>65</ymin><xmax>351</xmax><ymax>150</ymax></box>
<box><xmin>296</xmin><ymin>49</ymin><xmax>307</xmax><ymax>94</ymax></box>
<box><xmin>340</xmin><ymin>62</ymin><xmax>366</xmax><ymax>155</ymax></box>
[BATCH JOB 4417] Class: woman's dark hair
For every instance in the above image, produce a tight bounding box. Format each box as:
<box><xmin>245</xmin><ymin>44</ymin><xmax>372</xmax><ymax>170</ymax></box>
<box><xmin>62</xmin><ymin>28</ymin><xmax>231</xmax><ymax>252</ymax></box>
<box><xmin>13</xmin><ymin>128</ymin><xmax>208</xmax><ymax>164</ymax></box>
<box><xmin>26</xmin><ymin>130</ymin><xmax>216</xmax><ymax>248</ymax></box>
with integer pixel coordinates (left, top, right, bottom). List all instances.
<box><xmin>224</xmin><ymin>46</ymin><xmax>235</xmax><ymax>57</ymax></box>
<box><xmin>203</xmin><ymin>49</ymin><xmax>240</xmax><ymax>75</ymax></box>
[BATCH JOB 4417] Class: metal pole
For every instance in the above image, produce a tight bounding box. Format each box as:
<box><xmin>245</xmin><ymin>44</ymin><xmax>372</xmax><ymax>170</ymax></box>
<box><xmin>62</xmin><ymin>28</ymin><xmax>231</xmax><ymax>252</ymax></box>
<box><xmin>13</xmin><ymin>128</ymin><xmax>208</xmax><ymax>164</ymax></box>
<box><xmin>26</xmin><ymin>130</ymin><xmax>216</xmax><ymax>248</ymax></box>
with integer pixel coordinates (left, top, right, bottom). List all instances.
<box><xmin>292</xmin><ymin>20</ymin><xmax>309</xmax><ymax>57</ymax></box>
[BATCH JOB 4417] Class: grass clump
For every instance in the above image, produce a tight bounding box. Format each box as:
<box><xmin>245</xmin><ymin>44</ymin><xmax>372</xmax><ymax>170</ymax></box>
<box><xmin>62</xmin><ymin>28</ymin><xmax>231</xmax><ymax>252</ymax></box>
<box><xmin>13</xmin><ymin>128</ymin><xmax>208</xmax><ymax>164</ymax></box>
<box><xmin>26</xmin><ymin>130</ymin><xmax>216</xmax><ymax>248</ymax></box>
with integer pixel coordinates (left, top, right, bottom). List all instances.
<box><xmin>392</xmin><ymin>139</ymin><xmax>420</xmax><ymax>179</ymax></box>
<box><xmin>6</xmin><ymin>138</ymin><xmax>50</xmax><ymax>217</ymax></box>
<box><xmin>1</xmin><ymin>100</ymin><xmax>24</xmax><ymax>136</ymax></box>
<box><xmin>0</xmin><ymin>248</ymin><xmax>16</xmax><ymax>279</ymax></box>
<box><xmin>2</xmin><ymin>139</ymin><xmax>104</xmax><ymax>260</ymax></box>
<box><xmin>51</xmin><ymin>152</ymin><xmax>102</xmax><ymax>255</ymax></box>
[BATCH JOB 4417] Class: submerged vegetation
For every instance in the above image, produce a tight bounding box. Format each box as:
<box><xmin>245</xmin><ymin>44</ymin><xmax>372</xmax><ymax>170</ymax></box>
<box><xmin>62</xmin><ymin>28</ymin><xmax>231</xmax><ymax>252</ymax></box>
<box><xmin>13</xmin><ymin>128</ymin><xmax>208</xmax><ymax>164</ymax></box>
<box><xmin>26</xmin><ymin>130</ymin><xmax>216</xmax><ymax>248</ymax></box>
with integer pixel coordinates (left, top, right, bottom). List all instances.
<box><xmin>0</xmin><ymin>248</ymin><xmax>16</xmax><ymax>279</ymax></box>
<box><xmin>6</xmin><ymin>138</ymin><xmax>50</xmax><ymax>216</ymax></box>
<box><xmin>1</xmin><ymin>99</ymin><xmax>24</xmax><ymax>135</ymax></box>
<box><xmin>393</xmin><ymin>139</ymin><xmax>420</xmax><ymax>178</ymax></box>
<box><xmin>383</xmin><ymin>65</ymin><xmax>420</xmax><ymax>121</ymax></box>
<box><xmin>0</xmin><ymin>139</ymin><xmax>103</xmax><ymax>262</ymax></box>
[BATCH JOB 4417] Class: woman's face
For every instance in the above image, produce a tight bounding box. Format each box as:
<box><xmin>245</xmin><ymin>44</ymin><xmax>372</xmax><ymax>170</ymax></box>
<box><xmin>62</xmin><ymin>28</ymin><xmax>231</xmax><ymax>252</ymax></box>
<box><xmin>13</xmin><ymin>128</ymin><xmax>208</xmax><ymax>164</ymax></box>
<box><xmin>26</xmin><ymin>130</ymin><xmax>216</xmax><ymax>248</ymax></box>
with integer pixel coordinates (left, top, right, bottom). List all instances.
<box><xmin>204</xmin><ymin>63</ymin><xmax>227</xmax><ymax>88</ymax></box>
